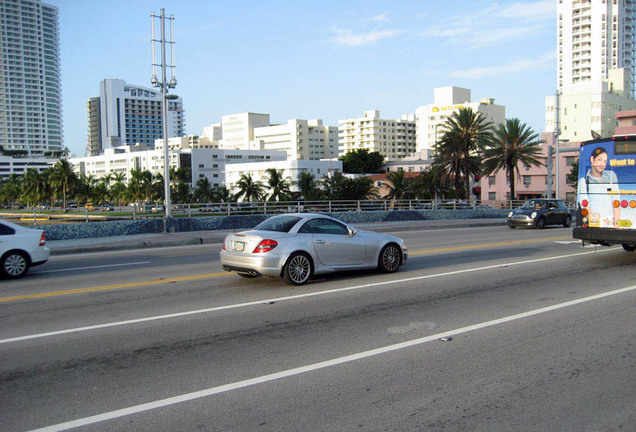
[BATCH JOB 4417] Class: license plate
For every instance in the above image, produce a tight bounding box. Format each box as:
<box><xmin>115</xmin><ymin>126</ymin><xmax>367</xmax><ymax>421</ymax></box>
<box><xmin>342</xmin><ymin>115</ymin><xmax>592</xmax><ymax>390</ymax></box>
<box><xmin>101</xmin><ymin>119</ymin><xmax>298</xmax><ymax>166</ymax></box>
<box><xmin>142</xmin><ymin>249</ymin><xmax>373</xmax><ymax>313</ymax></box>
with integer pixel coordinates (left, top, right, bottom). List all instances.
<box><xmin>234</xmin><ymin>241</ymin><xmax>245</xmax><ymax>252</ymax></box>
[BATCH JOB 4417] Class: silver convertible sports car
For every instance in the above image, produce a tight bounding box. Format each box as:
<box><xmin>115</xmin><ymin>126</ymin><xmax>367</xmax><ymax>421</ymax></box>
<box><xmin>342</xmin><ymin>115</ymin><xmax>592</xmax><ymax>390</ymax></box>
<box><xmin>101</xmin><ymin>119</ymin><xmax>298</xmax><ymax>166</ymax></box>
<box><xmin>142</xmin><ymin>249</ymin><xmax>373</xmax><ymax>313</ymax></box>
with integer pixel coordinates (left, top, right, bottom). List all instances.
<box><xmin>220</xmin><ymin>213</ymin><xmax>408</xmax><ymax>285</ymax></box>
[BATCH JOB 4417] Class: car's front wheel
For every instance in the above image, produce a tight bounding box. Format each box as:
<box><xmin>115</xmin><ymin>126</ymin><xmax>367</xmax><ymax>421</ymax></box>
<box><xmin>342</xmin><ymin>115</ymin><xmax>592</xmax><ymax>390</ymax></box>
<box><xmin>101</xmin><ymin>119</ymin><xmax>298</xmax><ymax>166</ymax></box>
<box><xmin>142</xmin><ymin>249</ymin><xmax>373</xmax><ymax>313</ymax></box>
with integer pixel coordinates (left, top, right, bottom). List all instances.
<box><xmin>1</xmin><ymin>251</ymin><xmax>29</xmax><ymax>279</ymax></box>
<box><xmin>622</xmin><ymin>244</ymin><xmax>635</xmax><ymax>252</ymax></box>
<box><xmin>378</xmin><ymin>243</ymin><xmax>402</xmax><ymax>273</ymax></box>
<box><xmin>535</xmin><ymin>217</ymin><xmax>546</xmax><ymax>229</ymax></box>
<box><xmin>283</xmin><ymin>252</ymin><xmax>313</xmax><ymax>285</ymax></box>
<box><xmin>563</xmin><ymin>215</ymin><xmax>572</xmax><ymax>228</ymax></box>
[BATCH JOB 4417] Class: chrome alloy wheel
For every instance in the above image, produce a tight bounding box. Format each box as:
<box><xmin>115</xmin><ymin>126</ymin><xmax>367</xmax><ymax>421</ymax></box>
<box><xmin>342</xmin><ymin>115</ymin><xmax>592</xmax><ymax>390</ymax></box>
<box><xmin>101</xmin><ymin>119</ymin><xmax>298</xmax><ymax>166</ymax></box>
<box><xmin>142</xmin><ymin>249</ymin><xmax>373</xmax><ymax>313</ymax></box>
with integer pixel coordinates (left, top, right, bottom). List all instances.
<box><xmin>284</xmin><ymin>253</ymin><xmax>312</xmax><ymax>285</ymax></box>
<box><xmin>3</xmin><ymin>252</ymin><xmax>28</xmax><ymax>278</ymax></box>
<box><xmin>380</xmin><ymin>244</ymin><xmax>401</xmax><ymax>273</ymax></box>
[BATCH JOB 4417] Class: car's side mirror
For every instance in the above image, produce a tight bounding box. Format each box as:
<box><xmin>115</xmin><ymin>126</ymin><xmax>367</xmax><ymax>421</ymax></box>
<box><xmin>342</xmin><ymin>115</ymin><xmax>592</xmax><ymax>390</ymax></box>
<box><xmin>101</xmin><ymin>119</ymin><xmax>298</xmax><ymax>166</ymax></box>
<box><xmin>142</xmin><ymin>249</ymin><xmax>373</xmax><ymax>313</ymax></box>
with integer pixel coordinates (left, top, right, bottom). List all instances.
<box><xmin>348</xmin><ymin>228</ymin><xmax>357</xmax><ymax>237</ymax></box>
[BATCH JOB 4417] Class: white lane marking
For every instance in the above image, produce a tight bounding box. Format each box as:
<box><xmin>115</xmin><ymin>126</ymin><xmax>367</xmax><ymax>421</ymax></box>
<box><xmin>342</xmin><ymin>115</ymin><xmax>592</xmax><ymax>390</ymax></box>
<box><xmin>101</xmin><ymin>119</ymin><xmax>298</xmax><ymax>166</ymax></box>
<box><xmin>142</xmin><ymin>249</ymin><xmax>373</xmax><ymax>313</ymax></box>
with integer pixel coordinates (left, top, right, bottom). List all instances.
<box><xmin>33</xmin><ymin>261</ymin><xmax>151</xmax><ymax>274</ymax></box>
<box><xmin>29</xmin><ymin>283</ymin><xmax>636</xmax><ymax>432</ymax></box>
<box><xmin>0</xmin><ymin>247</ymin><xmax>617</xmax><ymax>346</ymax></box>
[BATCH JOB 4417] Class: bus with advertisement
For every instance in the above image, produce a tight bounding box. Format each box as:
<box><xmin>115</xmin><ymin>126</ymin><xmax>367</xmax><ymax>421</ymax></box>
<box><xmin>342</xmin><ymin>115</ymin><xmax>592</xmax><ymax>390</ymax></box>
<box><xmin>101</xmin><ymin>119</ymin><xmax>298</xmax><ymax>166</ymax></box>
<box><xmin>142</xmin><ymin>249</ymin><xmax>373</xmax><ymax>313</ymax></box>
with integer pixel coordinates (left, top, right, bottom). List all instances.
<box><xmin>573</xmin><ymin>135</ymin><xmax>636</xmax><ymax>251</ymax></box>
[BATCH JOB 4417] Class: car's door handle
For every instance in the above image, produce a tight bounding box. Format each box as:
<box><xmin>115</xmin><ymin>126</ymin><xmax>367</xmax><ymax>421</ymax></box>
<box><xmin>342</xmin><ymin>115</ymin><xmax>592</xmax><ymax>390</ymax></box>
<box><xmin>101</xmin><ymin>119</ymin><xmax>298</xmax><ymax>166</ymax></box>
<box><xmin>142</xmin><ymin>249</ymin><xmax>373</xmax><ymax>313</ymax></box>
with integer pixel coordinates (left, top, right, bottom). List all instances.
<box><xmin>315</xmin><ymin>239</ymin><xmax>326</xmax><ymax>244</ymax></box>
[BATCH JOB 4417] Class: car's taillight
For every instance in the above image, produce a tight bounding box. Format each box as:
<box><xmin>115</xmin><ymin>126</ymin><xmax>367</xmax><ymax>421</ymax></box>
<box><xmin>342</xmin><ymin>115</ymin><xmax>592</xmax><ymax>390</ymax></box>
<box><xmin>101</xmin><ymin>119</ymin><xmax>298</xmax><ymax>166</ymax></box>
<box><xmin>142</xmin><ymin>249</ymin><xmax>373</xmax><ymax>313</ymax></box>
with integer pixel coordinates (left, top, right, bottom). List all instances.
<box><xmin>253</xmin><ymin>239</ymin><xmax>278</xmax><ymax>253</ymax></box>
<box><xmin>40</xmin><ymin>231</ymin><xmax>46</xmax><ymax>246</ymax></box>
<box><xmin>222</xmin><ymin>238</ymin><xmax>226</xmax><ymax>250</ymax></box>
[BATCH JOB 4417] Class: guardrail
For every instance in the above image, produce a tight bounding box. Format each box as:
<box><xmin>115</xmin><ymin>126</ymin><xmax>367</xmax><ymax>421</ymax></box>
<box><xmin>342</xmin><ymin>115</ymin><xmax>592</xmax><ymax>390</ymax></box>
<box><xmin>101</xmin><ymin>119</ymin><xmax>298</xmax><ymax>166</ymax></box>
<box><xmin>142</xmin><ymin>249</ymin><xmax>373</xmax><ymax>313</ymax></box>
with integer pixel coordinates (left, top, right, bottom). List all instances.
<box><xmin>1</xmin><ymin>199</ymin><xmax>573</xmax><ymax>226</ymax></box>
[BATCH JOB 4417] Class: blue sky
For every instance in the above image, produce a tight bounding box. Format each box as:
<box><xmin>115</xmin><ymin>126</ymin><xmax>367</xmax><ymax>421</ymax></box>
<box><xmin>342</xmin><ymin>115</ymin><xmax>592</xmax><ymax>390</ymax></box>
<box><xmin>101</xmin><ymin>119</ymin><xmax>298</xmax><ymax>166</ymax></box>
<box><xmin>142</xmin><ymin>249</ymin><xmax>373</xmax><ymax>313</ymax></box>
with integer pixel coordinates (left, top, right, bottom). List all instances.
<box><xmin>46</xmin><ymin>0</ymin><xmax>557</xmax><ymax>157</ymax></box>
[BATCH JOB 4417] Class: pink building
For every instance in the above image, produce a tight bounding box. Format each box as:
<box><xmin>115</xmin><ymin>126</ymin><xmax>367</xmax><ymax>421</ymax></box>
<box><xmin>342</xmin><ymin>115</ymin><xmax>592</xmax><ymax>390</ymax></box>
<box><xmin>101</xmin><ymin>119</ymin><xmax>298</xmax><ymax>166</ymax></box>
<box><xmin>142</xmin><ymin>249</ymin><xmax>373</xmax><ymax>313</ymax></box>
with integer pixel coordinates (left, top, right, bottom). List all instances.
<box><xmin>480</xmin><ymin>132</ymin><xmax>579</xmax><ymax>205</ymax></box>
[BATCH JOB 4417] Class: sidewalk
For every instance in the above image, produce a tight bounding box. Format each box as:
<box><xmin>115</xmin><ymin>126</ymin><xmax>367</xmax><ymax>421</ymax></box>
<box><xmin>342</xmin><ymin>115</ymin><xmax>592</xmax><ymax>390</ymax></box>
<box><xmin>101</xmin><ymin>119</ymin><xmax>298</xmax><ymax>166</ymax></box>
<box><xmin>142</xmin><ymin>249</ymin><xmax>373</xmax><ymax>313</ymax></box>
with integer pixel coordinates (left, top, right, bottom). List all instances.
<box><xmin>47</xmin><ymin>218</ymin><xmax>507</xmax><ymax>255</ymax></box>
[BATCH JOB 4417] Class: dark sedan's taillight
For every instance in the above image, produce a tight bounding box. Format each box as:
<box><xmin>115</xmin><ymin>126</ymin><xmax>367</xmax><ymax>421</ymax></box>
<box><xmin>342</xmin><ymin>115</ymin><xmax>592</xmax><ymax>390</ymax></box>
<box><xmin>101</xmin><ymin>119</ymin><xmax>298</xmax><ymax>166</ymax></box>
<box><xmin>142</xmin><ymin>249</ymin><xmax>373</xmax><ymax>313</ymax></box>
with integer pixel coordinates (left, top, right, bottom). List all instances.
<box><xmin>40</xmin><ymin>231</ymin><xmax>46</xmax><ymax>246</ymax></box>
<box><xmin>253</xmin><ymin>239</ymin><xmax>278</xmax><ymax>253</ymax></box>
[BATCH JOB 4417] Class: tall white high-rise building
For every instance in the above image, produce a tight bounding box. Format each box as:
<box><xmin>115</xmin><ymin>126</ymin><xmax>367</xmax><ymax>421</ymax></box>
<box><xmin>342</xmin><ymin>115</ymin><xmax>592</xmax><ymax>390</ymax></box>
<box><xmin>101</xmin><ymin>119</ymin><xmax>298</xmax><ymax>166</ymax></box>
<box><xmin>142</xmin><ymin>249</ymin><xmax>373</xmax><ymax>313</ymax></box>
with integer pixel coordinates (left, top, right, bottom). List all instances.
<box><xmin>546</xmin><ymin>1</ymin><xmax>636</xmax><ymax>141</ymax></box>
<box><xmin>557</xmin><ymin>0</ymin><xmax>636</xmax><ymax>94</ymax></box>
<box><xmin>0</xmin><ymin>0</ymin><xmax>62</xmax><ymax>157</ymax></box>
<box><xmin>86</xmin><ymin>78</ymin><xmax>185</xmax><ymax>155</ymax></box>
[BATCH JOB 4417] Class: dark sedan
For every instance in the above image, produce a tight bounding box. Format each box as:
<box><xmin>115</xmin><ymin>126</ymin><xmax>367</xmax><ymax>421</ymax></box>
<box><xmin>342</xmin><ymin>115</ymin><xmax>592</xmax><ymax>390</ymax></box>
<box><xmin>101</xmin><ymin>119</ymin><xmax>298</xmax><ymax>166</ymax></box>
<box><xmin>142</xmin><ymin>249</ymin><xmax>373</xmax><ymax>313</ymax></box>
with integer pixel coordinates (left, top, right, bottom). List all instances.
<box><xmin>507</xmin><ymin>199</ymin><xmax>572</xmax><ymax>229</ymax></box>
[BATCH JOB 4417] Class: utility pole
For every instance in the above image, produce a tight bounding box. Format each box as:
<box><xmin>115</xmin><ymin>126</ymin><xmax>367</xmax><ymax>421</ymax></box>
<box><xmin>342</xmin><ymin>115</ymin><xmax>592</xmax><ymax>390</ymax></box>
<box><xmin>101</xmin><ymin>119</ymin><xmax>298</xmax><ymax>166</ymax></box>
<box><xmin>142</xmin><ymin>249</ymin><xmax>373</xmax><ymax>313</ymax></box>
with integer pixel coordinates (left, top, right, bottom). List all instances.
<box><xmin>554</xmin><ymin>90</ymin><xmax>561</xmax><ymax>199</ymax></box>
<box><xmin>151</xmin><ymin>9</ymin><xmax>177</xmax><ymax>219</ymax></box>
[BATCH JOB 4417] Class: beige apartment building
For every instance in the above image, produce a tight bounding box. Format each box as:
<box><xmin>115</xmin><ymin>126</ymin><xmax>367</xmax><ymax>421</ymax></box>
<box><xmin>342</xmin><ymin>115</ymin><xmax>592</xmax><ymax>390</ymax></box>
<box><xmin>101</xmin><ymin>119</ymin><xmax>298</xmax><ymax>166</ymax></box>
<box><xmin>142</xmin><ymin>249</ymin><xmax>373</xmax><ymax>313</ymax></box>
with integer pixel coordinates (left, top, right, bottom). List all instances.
<box><xmin>338</xmin><ymin>110</ymin><xmax>416</xmax><ymax>161</ymax></box>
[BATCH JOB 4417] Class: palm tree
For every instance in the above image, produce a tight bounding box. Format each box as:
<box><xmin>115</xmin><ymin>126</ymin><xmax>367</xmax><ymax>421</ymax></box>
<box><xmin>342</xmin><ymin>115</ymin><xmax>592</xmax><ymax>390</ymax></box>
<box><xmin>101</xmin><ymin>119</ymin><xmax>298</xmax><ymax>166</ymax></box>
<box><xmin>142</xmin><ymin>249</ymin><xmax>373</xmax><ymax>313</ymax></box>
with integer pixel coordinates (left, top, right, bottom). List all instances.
<box><xmin>49</xmin><ymin>159</ymin><xmax>78</xmax><ymax>208</ymax></box>
<box><xmin>125</xmin><ymin>169</ymin><xmax>148</xmax><ymax>205</ymax></box>
<box><xmin>109</xmin><ymin>172</ymin><xmax>127</xmax><ymax>204</ymax></box>
<box><xmin>193</xmin><ymin>177</ymin><xmax>214</xmax><ymax>202</ymax></box>
<box><xmin>434</xmin><ymin>107</ymin><xmax>492</xmax><ymax>199</ymax></box>
<box><xmin>233</xmin><ymin>174</ymin><xmax>265</xmax><ymax>202</ymax></box>
<box><xmin>265</xmin><ymin>168</ymin><xmax>292</xmax><ymax>202</ymax></box>
<box><xmin>385</xmin><ymin>171</ymin><xmax>409</xmax><ymax>203</ymax></box>
<box><xmin>297</xmin><ymin>172</ymin><xmax>320</xmax><ymax>200</ymax></box>
<box><xmin>21</xmin><ymin>169</ymin><xmax>49</xmax><ymax>207</ymax></box>
<box><xmin>482</xmin><ymin>118</ymin><xmax>544</xmax><ymax>200</ymax></box>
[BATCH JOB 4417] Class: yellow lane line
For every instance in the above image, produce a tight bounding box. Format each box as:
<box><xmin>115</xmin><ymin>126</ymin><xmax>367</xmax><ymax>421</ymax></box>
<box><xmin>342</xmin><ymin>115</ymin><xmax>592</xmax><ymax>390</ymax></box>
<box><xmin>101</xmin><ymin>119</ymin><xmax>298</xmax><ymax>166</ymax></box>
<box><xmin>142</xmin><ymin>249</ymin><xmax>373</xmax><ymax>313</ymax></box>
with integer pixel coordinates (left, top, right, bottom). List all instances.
<box><xmin>0</xmin><ymin>272</ymin><xmax>228</xmax><ymax>304</ymax></box>
<box><xmin>1</xmin><ymin>235</ymin><xmax>572</xmax><ymax>304</ymax></box>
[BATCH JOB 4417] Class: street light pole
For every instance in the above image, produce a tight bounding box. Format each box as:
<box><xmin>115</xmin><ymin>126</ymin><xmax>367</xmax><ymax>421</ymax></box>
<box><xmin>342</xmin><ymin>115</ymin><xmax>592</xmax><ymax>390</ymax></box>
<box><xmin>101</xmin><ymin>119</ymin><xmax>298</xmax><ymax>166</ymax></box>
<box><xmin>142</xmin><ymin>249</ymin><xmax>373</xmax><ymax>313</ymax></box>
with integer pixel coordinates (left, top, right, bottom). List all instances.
<box><xmin>151</xmin><ymin>8</ymin><xmax>176</xmax><ymax>219</ymax></box>
<box><xmin>554</xmin><ymin>90</ymin><xmax>561</xmax><ymax>199</ymax></box>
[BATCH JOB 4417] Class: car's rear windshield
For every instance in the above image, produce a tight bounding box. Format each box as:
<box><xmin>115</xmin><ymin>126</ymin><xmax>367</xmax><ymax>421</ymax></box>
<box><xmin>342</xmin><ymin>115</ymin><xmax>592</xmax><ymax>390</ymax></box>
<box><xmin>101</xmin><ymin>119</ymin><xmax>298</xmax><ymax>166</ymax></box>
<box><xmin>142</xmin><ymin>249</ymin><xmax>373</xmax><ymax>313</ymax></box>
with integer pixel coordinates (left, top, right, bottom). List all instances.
<box><xmin>254</xmin><ymin>216</ymin><xmax>302</xmax><ymax>232</ymax></box>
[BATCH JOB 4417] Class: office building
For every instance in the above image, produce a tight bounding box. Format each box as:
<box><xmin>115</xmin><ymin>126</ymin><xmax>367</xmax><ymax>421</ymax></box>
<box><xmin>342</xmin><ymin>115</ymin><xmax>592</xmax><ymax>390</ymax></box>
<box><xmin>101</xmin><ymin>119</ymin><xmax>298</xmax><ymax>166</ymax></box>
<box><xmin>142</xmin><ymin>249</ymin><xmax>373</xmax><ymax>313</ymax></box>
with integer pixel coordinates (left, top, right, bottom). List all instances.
<box><xmin>338</xmin><ymin>110</ymin><xmax>416</xmax><ymax>161</ymax></box>
<box><xmin>414</xmin><ymin>86</ymin><xmax>505</xmax><ymax>157</ymax></box>
<box><xmin>0</xmin><ymin>0</ymin><xmax>62</xmax><ymax>157</ymax></box>
<box><xmin>219</xmin><ymin>112</ymin><xmax>269</xmax><ymax>150</ymax></box>
<box><xmin>69</xmin><ymin>146</ymin><xmax>287</xmax><ymax>189</ymax></box>
<box><xmin>86</xmin><ymin>78</ymin><xmax>185</xmax><ymax>155</ymax></box>
<box><xmin>253</xmin><ymin>119</ymin><xmax>338</xmax><ymax>160</ymax></box>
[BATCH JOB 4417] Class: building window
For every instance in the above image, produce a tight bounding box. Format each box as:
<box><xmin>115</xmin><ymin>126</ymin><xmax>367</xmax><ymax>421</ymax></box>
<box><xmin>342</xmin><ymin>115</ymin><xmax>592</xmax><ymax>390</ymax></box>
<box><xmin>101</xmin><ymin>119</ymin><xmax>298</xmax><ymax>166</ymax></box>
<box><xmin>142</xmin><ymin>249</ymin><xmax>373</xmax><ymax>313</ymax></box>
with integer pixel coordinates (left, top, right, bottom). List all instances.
<box><xmin>488</xmin><ymin>176</ymin><xmax>496</xmax><ymax>186</ymax></box>
<box><xmin>523</xmin><ymin>176</ymin><xmax>531</xmax><ymax>187</ymax></box>
<box><xmin>488</xmin><ymin>192</ymin><xmax>496</xmax><ymax>201</ymax></box>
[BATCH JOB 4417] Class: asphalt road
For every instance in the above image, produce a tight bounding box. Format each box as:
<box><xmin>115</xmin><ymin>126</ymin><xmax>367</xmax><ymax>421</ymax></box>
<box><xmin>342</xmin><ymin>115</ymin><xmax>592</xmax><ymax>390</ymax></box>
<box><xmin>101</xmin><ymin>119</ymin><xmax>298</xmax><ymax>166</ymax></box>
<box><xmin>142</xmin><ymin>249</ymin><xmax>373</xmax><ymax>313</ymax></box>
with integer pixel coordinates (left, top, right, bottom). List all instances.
<box><xmin>1</xmin><ymin>225</ymin><xmax>635</xmax><ymax>431</ymax></box>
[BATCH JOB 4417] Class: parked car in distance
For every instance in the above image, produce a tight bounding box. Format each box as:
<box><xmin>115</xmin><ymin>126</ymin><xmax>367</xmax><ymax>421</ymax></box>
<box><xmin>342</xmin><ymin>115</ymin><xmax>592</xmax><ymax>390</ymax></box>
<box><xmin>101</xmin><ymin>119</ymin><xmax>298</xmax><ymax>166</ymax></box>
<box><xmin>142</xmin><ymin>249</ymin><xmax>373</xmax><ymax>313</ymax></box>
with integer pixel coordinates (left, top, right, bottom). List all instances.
<box><xmin>99</xmin><ymin>204</ymin><xmax>114</xmax><ymax>212</ymax></box>
<box><xmin>220</xmin><ymin>213</ymin><xmax>408</xmax><ymax>285</ymax></box>
<box><xmin>507</xmin><ymin>199</ymin><xmax>572</xmax><ymax>229</ymax></box>
<box><xmin>84</xmin><ymin>202</ymin><xmax>95</xmax><ymax>211</ymax></box>
<box><xmin>150</xmin><ymin>205</ymin><xmax>165</xmax><ymax>213</ymax></box>
<box><xmin>0</xmin><ymin>219</ymin><xmax>50</xmax><ymax>278</ymax></box>
<box><xmin>199</xmin><ymin>204</ymin><xmax>220</xmax><ymax>213</ymax></box>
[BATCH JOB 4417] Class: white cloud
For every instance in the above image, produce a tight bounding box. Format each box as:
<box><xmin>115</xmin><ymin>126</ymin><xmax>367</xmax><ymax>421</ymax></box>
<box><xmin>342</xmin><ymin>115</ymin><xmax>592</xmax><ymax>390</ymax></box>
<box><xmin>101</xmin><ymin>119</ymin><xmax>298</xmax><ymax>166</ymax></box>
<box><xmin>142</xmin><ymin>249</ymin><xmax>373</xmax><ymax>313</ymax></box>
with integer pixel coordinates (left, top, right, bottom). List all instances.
<box><xmin>330</xmin><ymin>28</ymin><xmax>400</xmax><ymax>47</ymax></box>
<box><xmin>423</xmin><ymin>0</ymin><xmax>555</xmax><ymax>48</ymax></box>
<box><xmin>369</xmin><ymin>13</ymin><xmax>390</xmax><ymax>23</ymax></box>
<box><xmin>448</xmin><ymin>52</ymin><xmax>556</xmax><ymax>79</ymax></box>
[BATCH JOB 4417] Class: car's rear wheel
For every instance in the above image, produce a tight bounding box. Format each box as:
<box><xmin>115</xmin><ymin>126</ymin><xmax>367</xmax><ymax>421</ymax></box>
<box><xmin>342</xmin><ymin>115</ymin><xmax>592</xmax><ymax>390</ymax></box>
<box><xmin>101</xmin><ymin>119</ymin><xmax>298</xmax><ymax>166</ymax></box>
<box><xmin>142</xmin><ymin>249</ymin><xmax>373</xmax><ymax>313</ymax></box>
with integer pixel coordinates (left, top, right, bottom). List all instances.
<box><xmin>563</xmin><ymin>215</ymin><xmax>572</xmax><ymax>228</ymax></box>
<box><xmin>622</xmin><ymin>244</ymin><xmax>635</xmax><ymax>252</ymax></box>
<box><xmin>535</xmin><ymin>217</ymin><xmax>546</xmax><ymax>229</ymax></box>
<box><xmin>283</xmin><ymin>252</ymin><xmax>313</xmax><ymax>285</ymax></box>
<box><xmin>378</xmin><ymin>243</ymin><xmax>402</xmax><ymax>273</ymax></box>
<box><xmin>1</xmin><ymin>251</ymin><xmax>29</xmax><ymax>279</ymax></box>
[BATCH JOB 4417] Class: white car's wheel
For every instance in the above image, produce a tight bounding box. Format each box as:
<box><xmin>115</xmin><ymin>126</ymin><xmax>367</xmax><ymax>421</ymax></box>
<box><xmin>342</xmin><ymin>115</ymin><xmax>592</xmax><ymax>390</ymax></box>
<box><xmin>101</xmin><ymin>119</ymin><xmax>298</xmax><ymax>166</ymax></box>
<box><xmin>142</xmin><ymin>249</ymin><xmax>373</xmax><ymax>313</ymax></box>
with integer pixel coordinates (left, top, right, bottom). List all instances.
<box><xmin>2</xmin><ymin>251</ymin><xmax>29</xmax><ymax>279</ymax></box>
<box><xmin>378</xmin><ymin>244</ymin><xmax>401</xmax><ymax>273</ymax></box>
<box><xmin>283</xmin><ymin>252</ymin><xmax>313</xmax><ymax>285</ymax></box>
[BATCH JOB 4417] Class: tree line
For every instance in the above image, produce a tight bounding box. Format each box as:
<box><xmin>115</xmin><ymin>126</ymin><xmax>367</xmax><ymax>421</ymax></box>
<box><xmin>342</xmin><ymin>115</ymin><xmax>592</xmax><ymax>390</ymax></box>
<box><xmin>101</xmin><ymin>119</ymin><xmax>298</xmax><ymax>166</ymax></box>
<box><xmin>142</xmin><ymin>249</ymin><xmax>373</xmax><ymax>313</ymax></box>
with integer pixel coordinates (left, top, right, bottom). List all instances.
<box><xmin>1</xmin><ymin>108</ymin><xmax>553</xmax><ymax>208</ymax></box>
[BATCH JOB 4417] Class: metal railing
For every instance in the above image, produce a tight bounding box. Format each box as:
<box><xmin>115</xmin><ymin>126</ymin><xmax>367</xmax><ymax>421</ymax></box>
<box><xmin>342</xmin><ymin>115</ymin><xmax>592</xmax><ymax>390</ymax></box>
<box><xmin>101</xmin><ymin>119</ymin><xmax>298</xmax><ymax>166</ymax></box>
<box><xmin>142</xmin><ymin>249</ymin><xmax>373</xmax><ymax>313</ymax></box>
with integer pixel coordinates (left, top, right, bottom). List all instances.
<box><xmin>1</xmin><ymin>199</ymin><xmax>574</xmax><ymax>226</ymax></box>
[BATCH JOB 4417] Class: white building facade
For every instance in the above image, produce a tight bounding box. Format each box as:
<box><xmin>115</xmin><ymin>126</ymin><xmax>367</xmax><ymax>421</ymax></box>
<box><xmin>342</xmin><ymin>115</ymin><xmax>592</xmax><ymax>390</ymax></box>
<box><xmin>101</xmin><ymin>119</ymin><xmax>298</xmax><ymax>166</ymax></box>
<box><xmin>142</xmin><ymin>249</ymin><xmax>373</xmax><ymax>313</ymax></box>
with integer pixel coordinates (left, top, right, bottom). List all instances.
<box><xmin>0</xmin><ymin>0</ymin><xmax>62</xmax><ymax>157</ymax></box>
<box><xmin>253</xmin><ymin>119</ymin><xmax>338</xmax><ymax>160</ymax></box>
<box><xmin>338</xmin><ymin>110</ymin><xmax>416</xmax><ymax>161</ymax></box>
<box><xmin>69</xmin><ymin>147</ymin><xmax>286</xmax><ymax>189</ymax></box>
<box><xmin>219</xmin><ymin>112</ymin><xmax>269</xmax><ymax>150</ymax></box>
<box><xmin>545</xmin><ymin>68</ymin><xmax>636</xmax><ymax>141</ymax></box>
<box><xmin>87</xmin><ymin>79</ymin><xmax>185</xmax><ymax>154</ymax></box>
<box><xmin>557</xmin><ymin>0</ymin><xmax>636</xmax><ymax>93</ymax></box>
<box><xmin>224</xmin><ymin>159</ymin><xmax>342</xmax><ymax>197</ymax></box>
<box><xmin>415</xmin><ymin>86</ymin><xmax>505</xmax><ymax>157</ymax></box>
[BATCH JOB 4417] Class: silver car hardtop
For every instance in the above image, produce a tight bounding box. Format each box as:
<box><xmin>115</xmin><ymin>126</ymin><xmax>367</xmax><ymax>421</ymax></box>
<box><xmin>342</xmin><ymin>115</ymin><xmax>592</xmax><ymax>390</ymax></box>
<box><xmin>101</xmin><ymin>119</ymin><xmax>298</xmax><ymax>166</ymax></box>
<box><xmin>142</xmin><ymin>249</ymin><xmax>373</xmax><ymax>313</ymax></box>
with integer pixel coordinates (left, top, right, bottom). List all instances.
<box><xmin>220</xmin><ymin>213</ymin><xmax>407</xmax><ymax>285</ymax></box>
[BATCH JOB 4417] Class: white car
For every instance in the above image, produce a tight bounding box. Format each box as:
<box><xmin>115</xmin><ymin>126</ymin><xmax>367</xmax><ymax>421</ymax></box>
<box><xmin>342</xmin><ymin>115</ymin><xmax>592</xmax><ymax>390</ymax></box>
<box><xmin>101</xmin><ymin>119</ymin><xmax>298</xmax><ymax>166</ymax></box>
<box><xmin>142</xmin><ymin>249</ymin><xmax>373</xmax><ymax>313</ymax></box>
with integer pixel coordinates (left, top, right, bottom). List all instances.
<box><xmin>0</xmin><ymin>219</ymin><xmax>50</xmax><ymax>278</ymax></box>
<box><xmin>220</xmin><ymin>213</ymin><xmax>408</xmax><ymax>285</ymax></box>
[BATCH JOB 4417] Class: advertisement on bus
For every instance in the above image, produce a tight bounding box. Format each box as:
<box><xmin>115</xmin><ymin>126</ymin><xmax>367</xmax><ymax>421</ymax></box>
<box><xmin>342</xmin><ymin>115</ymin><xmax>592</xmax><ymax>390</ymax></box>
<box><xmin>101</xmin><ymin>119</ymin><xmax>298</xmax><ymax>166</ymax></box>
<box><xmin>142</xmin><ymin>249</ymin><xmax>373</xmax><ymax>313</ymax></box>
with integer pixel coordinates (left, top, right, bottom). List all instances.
<box><xmin>574</xmin><ymin>136</ymin><xmax>636</xmax><ymax>250</ymax></box>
